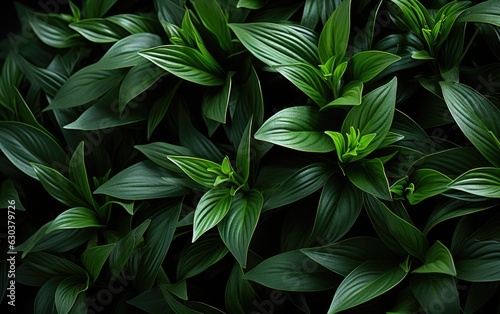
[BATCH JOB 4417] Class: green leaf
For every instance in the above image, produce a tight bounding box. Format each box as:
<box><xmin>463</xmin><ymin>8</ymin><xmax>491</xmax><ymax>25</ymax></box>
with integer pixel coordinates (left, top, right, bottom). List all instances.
<box><xmin>193</xmin><ymin>187</ymin><xmax>233</xmax><ymax>241</ymax></box>
<box><xmin>46</xmin><ymin>69</ymin><xmax>126</xmax><ymax>111</ymax></box>
<box><xmin>242</xmin><ymin>250</ymin><xmax>339</xmax><ymax>291</ymax></box>
<box><xmin>447</xmin><ymin>167</ymin><xmax>500</xmax><ymax>198</ymax></box>
<box><xmin>177</xmin><ymin>234</ymin><xmax>228</xmax><ymax>279</ymax></box>
<box><xmin>218</xmin><ymin>190</ymin><xmax>263</xmax><ymax>268</ymax></box>
<box><xmin>167</xmin><ymin>156</ymin><xmax>222</xmax><ymax>188</ymax></box>
<box><xmin>94</xmin><ymin>161</ymin><xmax>188</xmax><ymax>200</ymax></box>
<box><xmin>225</xmin><ymin>262</ymin><xmax>257</xmax><ymax>313</ymax></box>
<box><xmin>47</xmin><ymin>207</ymin><xmax>104</xmax><ymax>233</ymax></box>
<box><xmin>34</xmin><ymin>278</ymin><xmax>59</xmax><ymax>314</ymax></box>
<box><xmin>347</xmin><ymin>158</ymin><xmax>392</xmax><ymax>201</ymax></box>
<box><xmin>413</xmin><ymin>241</ymin><xmax>457</xmax><ymax>276</ymax></box>
<box><xmin>455</xmin><ymin>240</ymin><xmax>500</xmax><ymax>282</ymax></box>
<box><xmin>135</xmin><ymin>201</ymin><xmax>181</xmax><ymax>291</ymax></box>
<box><xmin>348</xmin><ymin>51</ymin><xmax>401</xmax><ymax>82</ymax></box>
<box><xmin>311</xmin><ymin>172</ymin><xmax>363</xmax><ymax>243</ymax></box>
<box><xmin>202</xmin><ymin>72</ymin><xmax>234</xmax><ymax>123</ymax></box>
<box><xmin>410</xmin><ymin>274</ymin><xmax>459</xmax><ymax>314</ymax></box>
<box><xmin>324</xmin><ymin>80</ymin><xmax>363</xmax><ymax>107</ymax></box>
<box><xmin>237</xmin><ymin>0</ymin><xmax>267</xmax><ymax>9</ymax></box>
<box><xmin>264</xmin><ymin>162</ymin><xmax>331</xmax><ymax>210</ymax></box>
<box><xmin>81</xmin><ymin>243</ymin><xmax>116</xmax><ymax>282</ymax></box>
<box><xmin>424</xmin><ymin>199</ymin><xmax>496</xmax><ymax>235</ymax></box>
<box><xmin>328</xmin><ymin>259</ymin><xmax>410</xmax><ymax>313</ymax></box>
<box><xmin>273</xmin><ymin>63</ymin><xmax>331</xmax><ymax>107</ymax></box>
<box><xmin>364</xmin><ymin>194</ymin><xmax>428</xmax><ymax>259</ymax></box>
<box><xmin>135</xmin><ymin>142</ymin><xmax>194</xmax><ymax>173</ymax></box>
<box><xmin>147</xmin><ymin>81</ymin><xmax>181</xmax><ymax>139</ymax></box>
<box><xmin>464</xmin><ymin>283</ymin><xmax>499</xmax><ymax>314</ymax></box>
<box><xmin>459</xmin><ymin>0</ymin><xmax>500</xmax><ymax>27</ymax></box>
<box><xmin>69</xmin><ymin>142</ymin><xmax>95</xmax><ymax>209</ymax></box>
<box><xmin>69</xmin><ymin>19</ymin><xmax>129</xmax><ymax>43</ymax></box>
<box><xmin>0</xmin><ymin>122</ymin><xmax>67</xmax><ymax>179</ymax></box>
<box><xmin>109</xmin><ymin>220</ymin><xmax>151</xmax><ymax>278</ymax></box>
<box><xmin>412</xmin><ymin>50</ymin><xmax>435</xmax><ymax>60</ymax></box>
<box><xmin>29</xmin><ymin>13</ymin><xmax>80</xmax><ymax>48</ymax></box>
<box><xmin>190</xmin><ymin>0</ymin><xmax>233</xmax><ymax>52</ymax></box>
<box><xmin>441</xmin><ymin>81</ymin><xmax>500</xmax><ymax>167</ymax></box>
<box><xmin>340</xmin><ymin>77</ymin><xmax>398</xmax><ymax>159</ymax></box>
<box><xmin>0</xmin><ymin>179</ymin><xmax>25</xmax><ymax>211</ymax></box>
<box><xmin>119</xmin><ymin>59</ymin><xmax>167</xmax><ymax>112</ymax></box>
<box><xmin>84</xmin><ymin>0</ymin><xmax>117</xmax><ymax>17</ymax></box>
<box><xmin>318</xmin><ymin>0</ymin><xmax>351</xmax><ymax>64</ymax></box>
<box><xmin>406</xmin><ymin>169</ymin><xmax>452</xmax><ymax>204</ymax></box>
<box><xmin>302</xmin><ymin>237</ymin><xmax>399</xmax><ymax>277</ymax></box>
<box><xmin>160</xmin><ymin>287</ymin><xmax>203</xmax><ymax>314</ymax></box>
<box><xmin>229</xmin><ymin>23</ymin><xmax>319</xmax><ymax>66</ymax></box>
<box><xmin>139</xmin><ymin>45</ymin><xmax>225</xmax><ymax>86</ymax></box>
<box><xmin>24</xmin><ymin>252</ymin><xmax>87</xmax><ymax>277</ymax></box>
<box><xmin>31</xmin><ymin>163</ymin><xmax>92</xmax><ymax>208</ymax></box>
<box><xmin>106</xmin><ymin>14</ymin><xmax>159</xmax><ymax>34</ymax></box>
<box><xmin>236</xmin><ymin>119</ymin><xmax>252</xmax><ymax>183</ymax></box>
<box><xmin>254</xmin><ymin>106</ymin><xmax>335</xmax><ymax>153</ymax></box>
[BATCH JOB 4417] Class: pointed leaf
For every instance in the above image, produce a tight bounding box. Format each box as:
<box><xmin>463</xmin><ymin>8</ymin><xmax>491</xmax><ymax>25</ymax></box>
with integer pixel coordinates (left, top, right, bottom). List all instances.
<box><xmin>236</xmin><ymin>119</ymin><xmax>253</xmax><ymax>183</ymax></box>
<box><xmin>441</xmin><ymin>81</ymin><xmax>500</xmax><ymax>167</ymax></box>
<box><xmin>447</xmin><ymin>167</ymin><xmax>500</xmax><ymax>198</ymax></box>
<box><xmin>410</xmin><ymin>274</ymin><xmax>460</xmax><ymax>314</ymax></box>
<box><xmin>167</xmin><ymin>156</ymin><xmax>221</xmax><ymax>188</ymax></box>
<box><xmin>81</xmin><ymin>244</ymin><xmax>116</xmax><ymax>282</ymax></box>
<box><xmin>347</xmin><ymin>158</ymin><xmax>392</xmax><ymax>201</ymax></box>
<box><xmin>55</xmin><ymin>276</ymin><xmax>88</xmax><ymax>314</ymax></box>
<box><xmin>318</xmin><ymin>0</ymin><xmax>351</xmax><ymax>64</ymax></box>
<box><xmin>139</xmin><ymin>45</ymin><xmax>224</xmax><ymax>86</ymax></box>
<box><xmin>413</xmin><ymin>241</ymin><xmax>457</xmax><ymax>276</ymax></box>
<box><xmin>348</xmin><ymin>51</ymin><xmax>401</xmax><ymax>82</ymax></box>
<box><xmin>219</xmin><ymin>190</ymin><xmax>263</xmax><ymax>268</ymax></box>
<box><xmin>193</xmin><ymin>188</ymin><xmax>233</xmax><ymax>241</ymax></box>
<box><xmin>177</xmin><ymin>234</ymin><xmax>228</xmax><ymax>279</ymax></box>
<box><xmin>135</xmin><ymin>142</ymin><xmax>194</xmax><ymax>173</ymax></box>
<box><xmin>202</xmin><ymin>72</ymin><xmax>233</xmax><ymax>123</ymax></box>
<box><xmin>455</xmin><ymin>240</ymin><xmax>500</xmax><ymax>282</ymax></box>
<box><xmin>47</xmin><ymin>207</ymin><xmax>104</xmax><ymax>233</ymax></box>
<box><xmin>69</xmin><ymin>18</ymin><xmax>129</xmax><ymax>43</ymax></box>
<box><xmin>254</xmin><ymin>106</ymin><xmax>335</xmax><ymax>153</ymax></box>
<box><xmin>328</xmin><ymin>259</ymin><xmax>409</xmax><ymax>313</ymax></box>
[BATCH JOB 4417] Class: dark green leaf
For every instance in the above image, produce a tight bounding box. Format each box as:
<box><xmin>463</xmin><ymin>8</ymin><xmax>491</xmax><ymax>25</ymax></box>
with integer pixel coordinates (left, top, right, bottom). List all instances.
<box><xmin>413</xmin><ymin>241</ymin><xmax>456</xmax><ymax>276</ymax></box>
<box><xmin>193</xmin><ymin>187</ymin><xmax>233</xmax><ymax>241</ymax></box>
<box><xmin>348</xmin><ymin>51</ymin><xmax>401</xmax><ymax>82</ymax></box>
<box><xmin>455</xmin><ymin>240</ymin><xmax>500</xmax><ymax>282</ymax></box>
<box><xmin>242</xmin><ymin>250</ymin><xmax>339</xmax><ymax>291</ymax></box>
<box><xmin>81</xmin><ymin>244</ymin><xmax>115</xmax><ymax>282</ymax></box>
<box><xmin>218</xmin><ymin>190</ymin><xmax>263</xmax><ymax>268</ymax></box>
<box><xmin>347</xmin><ymin>158</ymin><xmax>392</xmax><ymax>201</ymax></box>
<box><xmin>69</xmin><ymin>19</ymin><xmax>129</xmax><ymax>43</ymax></box>
<box><xmin>459</xmin><ymin>0</ymin><xmax>500</xmax><ymax>27</ymax></box>
<box><xmin>311</xmin><ymin>172</ymin><xmax>363</xmax><ymax>243</ymax></box>
<box><xmin>94</xmin><ymin>161</ymin><xmax>188</xmax><ymax>200</ymax></box>
<box><xmin>135</xmin><ymin>142</ymin><xmax>194</xmax><ymax>173</ymax></box>
<box><xmin>47</xmin><ymin>207</ymin><xmax>104</xmax><ymax>233</ymax></box>
<box><xmin>29</xmin><ymin>13</ymin><xmax>80</xmax><ymax>48</ymax></box>
<box><xmin>202</xmin><ymin>72</ymin><xmax>234</xmax><ymax>123</ymax></box>
<box><xmin>191</xmin><ymin>0</ymin><xmax>233</xmax><ymax>52</ymax></box>
<box><xmin>24</xmin><ymin>252</ymin><xmax>87</xmax><ymax>277</ymax></box>
<box><xmin>254</xmin><ymin>106</ymin><xmax>335</xmax><ymax>153</ymax></box>
<box><xmin>447</xmin><ymin>167</ymin><xmax>500</xmax><ymax>198</ymax></box>
<box><xmin>410</xmin><ymin>274</ymin><xmax>459</xmax><ymax>314</ymax></box>
<box><xmin>0</xmin><ymin>122</ymin><xmax>67</xmax><ymax>179</ymax></box>
<box><xmin>236</xmin><ymin>119</ymin><xmax>252</xmax><ymax>183</ymax></box>
<box><xmin>441</xmin><ymin>81</ymin><xmax>500</xmax><ymax>167</ymax></box>
<box><xmin>139</xmin><ymin>45</ymin><xmax>225</xmax><ymax>86</ymax></box>
<box><xmin>328</xmin><ymin>259</ymin><xmax>410</xmax><ymax>313</ymax></box>
<box><xmin>229</xmin><ymin>23</ymin><xmax>319</xmax><ymax>66</ymax></box>
<box><xmin>69</xmin><ymin>142</ymin><xmax>95</xmax><ymax>209</ymax></box>
<box><xmin>225</xmin><ymin>262</ymin><xmax>256</xmax><ymax>313</ymax></box>
<box><xmin>177</xmin><ymin>234</ymin><xmax>228</xmax><ymax>279</ymax></box>
<box><xmin>407</xmin><ymin>169</ymin><xmax>452</xmax><ymax>204</ymax></box>
<box><xmin>302</xmin><ymin>237</ymin><xmax>398</xmax><ymax>277</ymax></box>
<box><xmin>84</xmin><ymin>0</ymin><xmax>117</xmax><ymax>18</ymax></box>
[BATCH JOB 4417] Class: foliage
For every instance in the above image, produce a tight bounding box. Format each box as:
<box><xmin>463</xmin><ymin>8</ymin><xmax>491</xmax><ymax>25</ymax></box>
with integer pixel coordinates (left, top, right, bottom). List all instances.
<box><xmin>1</xmin><ymin>0</ymin><xmax>499</xmax><ymax>312</ymax></box>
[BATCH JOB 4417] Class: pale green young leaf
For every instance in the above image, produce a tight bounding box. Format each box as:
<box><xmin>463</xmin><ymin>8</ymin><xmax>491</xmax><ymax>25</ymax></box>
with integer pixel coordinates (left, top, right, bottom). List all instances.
<box><xmin>193</xmin><ymin>188</ymin><xmax>233</xmax><ymax>242</ymax></box>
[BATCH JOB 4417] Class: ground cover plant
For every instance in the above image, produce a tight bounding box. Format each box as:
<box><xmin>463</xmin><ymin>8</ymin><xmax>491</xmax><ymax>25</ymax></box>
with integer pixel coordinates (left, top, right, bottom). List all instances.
<box><xmin>0</xmin><ymin>0</ymin><xmax>499</xmax><ymax>313</ymax></box>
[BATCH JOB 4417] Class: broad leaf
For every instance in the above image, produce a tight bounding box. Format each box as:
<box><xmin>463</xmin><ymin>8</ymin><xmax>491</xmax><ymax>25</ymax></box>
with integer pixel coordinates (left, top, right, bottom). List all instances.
<box><xmin>191</xmin><ymin>0</ymin><xmax>233</xmax><ymax>52</ymax></box>
<box><xmin>302</xmin><ymin>237</ymin><xmax>399</xmax><ymax>277</ymax></box>
<box><xmin>328</xmin><ymin>259</ymin><xmax>410</xmax><ymax>313</ymax></box>
<box><xmin>69</xmin><ymin>19</ymin><xmax>129</xmax><ymax>43</ymax></box>
<box><xmin>218</xmin><ymin>190</ymin><xmax>263</xmax><ymax>268</ymax></box>
<box><xmin>229</xmin><ymin>23</ymin><xmax>319</xmax><ymax>66</ymax></box>
<box><xmin>364</xmin><ymin>194</ymin><xmax>428</xmax><ymax>259</ymax></box>
<box><xmin>139</xmin><ymin>45</ymin><xmax>225</xmax><ymax>86</ymax></box>
<box><xmin>84</xmin><ymin>0</ymin><xmax>117</xmax><ymax>17</ymax></box>
<box><xmin>406</xmin><ymin>169</ymin><xmax>452</xmax><ymax>204</ymax></box>
<box><xmin>311</xmin><ymin>172</ymin><xmax>363</xmax><ymax>243</ymax></box>
<box><xmin>441</xmin><ymin>81</ymin><xmax>500</xmax><ymax>167</ymax></box>
<box><xmin>348</xmin><ymin>51</ymin><xmax>401</xmax><ymax>82</ymax></box>
<box><xmin>202</xmin><ymin>72</ymin><xmax>233</xmax><ymax>123</ymax></box>
<box><xmin>0</xmin><ymin>122</ymin><xmax>67</xmax><ymax>179</ymax></box>
<box><xmin>177</xmin><ymin>234</ymin><xmax>228</xmax><ymax>279</ymax></box>
<box><xmin>167</xmin><ymin>156</ymin><xmax>222</xmax><ymax>188</ymax></box>
<box><xmin>459</xmin><ymin>0</ymin><xmax>500</xmax><ymax>27</ymax></box>
<box><xmin>447</xmin><ymin>167</ymin><xmax>500</xmax><ymax>198</ymax></box>
<box><xmin>55</xmin><ymin>276</ymin><xmax>88</xmax><ymax>314</ymax></box>
<box><xmin>410</xmin><ymin>274</ymin><xmax>460</xmax><ymax>314</ymax></box>
<box><xmin>23</xmin><ymin>252</ymin><xmax>87</xmax><ymax>277</ymax></box>
<box><xmin>318</xmin><ymin>0</ymin><xmax>351</xmax><ymax>64</ymax></box>
<box><xmin>346</xmin><ymin>158</ymin><xmax>392</xmax><ymax>201</ymax></box>
<box><xmin>254</xmin><ymin>106</ymin><xmax>335</xmax><ymax>153</ymax></box>
<box><xmin>455</xmin><ymin>240</ymin><xmax>500</xmax><ymax>282</ymax></box>
<box><xmin>29</xmin><ymin>13</ymin><xmax>80</xmax><ymax>48</ymax></box>
<box><xmin>81</xmin><ymin>244</ymin><xmax>115</xmax><ymax>282</ymax></box>
<box><xmin>46</xmin><ymin>207</ymin><xmax>104</xmax><ymax>233</ymax></box>
<box><xmin>413</xmin><ymin>241</ymin><xmax>457</xmax><ymax>276</ymax></box>
<box><xmin>135</xmin><ymin>142</ymin><xmax>194</xmax><ymax>173</ymax></box>
<box><xmin>94</xmin><ymin>161</ymin><xmax>188</xmax><ymax>200</ymax></box>
<box><xmin>225</xmin><ymin>262</ymin><xmax>256</xmax><ymax>314</ymax></box>
<box><xmin>193</xmin><ymin>188</ymin><xmax>233</xmax><ymax>241</ymax></box>
<box><xmin>242</xmin><ymin>250</ymin><xmax>339</xmax><ymax>291</ymax></box>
